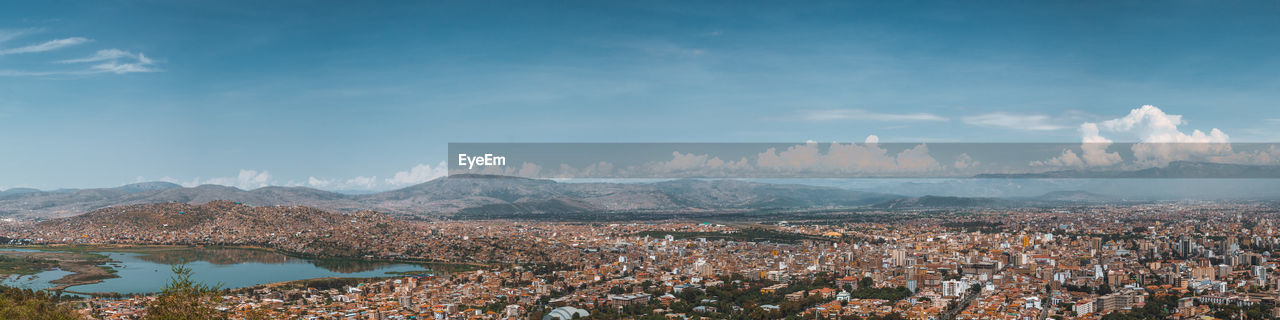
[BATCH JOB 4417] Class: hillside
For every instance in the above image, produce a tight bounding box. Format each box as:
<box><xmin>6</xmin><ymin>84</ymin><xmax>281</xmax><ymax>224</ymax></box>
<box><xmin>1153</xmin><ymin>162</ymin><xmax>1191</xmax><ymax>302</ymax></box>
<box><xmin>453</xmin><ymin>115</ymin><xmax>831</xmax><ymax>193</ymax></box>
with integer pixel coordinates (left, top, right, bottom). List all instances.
<box><xmin>870</xmin><ymin>195</ymin><xmax>1011</xmax><ymax>209</ymax></box>
<box><xmin>0</xmin><ymin>175</ymin><xmax>898</xmax><ymax>219</ymax></box>
<box><xmin>29</xmin><ymin>201</ymin><xmax>412</xmax><ymax>257</ymax></box>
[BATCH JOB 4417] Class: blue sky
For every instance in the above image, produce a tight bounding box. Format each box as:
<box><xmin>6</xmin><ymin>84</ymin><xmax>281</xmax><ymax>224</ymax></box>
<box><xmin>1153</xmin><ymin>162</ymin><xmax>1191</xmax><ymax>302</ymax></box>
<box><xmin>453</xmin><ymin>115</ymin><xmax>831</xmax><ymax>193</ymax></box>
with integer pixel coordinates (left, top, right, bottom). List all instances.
<box><xmin>2</xmin><ymin>1</ymin><xmax>1279</xmax><ymax>190</ymax></box>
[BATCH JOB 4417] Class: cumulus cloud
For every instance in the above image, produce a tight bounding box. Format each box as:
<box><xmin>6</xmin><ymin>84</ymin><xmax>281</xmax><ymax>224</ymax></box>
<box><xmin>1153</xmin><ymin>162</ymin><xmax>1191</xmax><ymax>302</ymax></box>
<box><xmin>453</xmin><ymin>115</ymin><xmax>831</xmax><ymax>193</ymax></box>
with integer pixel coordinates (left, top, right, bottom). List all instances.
<box><xmin>178</xmin><ymin>170</ymin><xmax>273</xmax><ymax>190</ymax></box>
<box><xmin>799</xmin><ymin>109</ymin><xmax>948</xmax><ymax>122</ymax></box>
<box><xmin>1208</xmin><ymin>145</ymin><xmax>1280</xmax><ymax>165</ymax></box>
<box><xmin>385</xmin><ymin>161</ymin><xmax>448</xmax><ymax>186</ymax></box>
<box><xmin>1078</xmin><ymin>123</ymin><xmax>1123</xmax><ymax>166</ymax></box>
<box><xmin>1031</xmin><ymin>149</ymin><xmax>1085</xmax><ymax>167</ymax></box>
<box><xmin>1100</xmin><ymin>105</ymin><xmax>1230</xmax><ymax>166</ymax></box>
<box><xmin>747</xmin><ymin>140</ymin><xmax>941</xmax><ymax>175</ymax></box>
<box><xmin>0</xmin><ymin>37</ymin><xmax>89</xmax><ymax>55</ymax></box>
<box><xmin>962</xmin><ymin>112</ymin><xmax>1069</xmax><ymax>131</ymax></box>
<box><xmin>1033</xmin><ymin>105</ymin><xmax>1234</xmax><ymax>168</ymax></box>
<box><xmin>953</xmin><ymin>153</ymin><xmax>978</xmax><ymax>169</ymax></box>
<box><xmin>307</xmin><ymin>175</ymin><xmax>379</xmax><ymax>190</ymax></box>
<box><xmin>636</xmin><ymin>152</ymin><xmax>751</xmax><ymax>177</ymax></box>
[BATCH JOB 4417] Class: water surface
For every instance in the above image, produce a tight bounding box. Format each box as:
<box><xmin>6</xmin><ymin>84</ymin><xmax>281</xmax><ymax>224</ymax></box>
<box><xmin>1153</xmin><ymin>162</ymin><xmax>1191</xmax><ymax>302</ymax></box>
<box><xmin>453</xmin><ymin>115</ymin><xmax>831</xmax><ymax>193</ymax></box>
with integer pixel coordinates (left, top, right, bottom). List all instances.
<box><xmin>5</xmin><ymin>247</ymin><xmax>436</xmax><ymax>295</ymax></box>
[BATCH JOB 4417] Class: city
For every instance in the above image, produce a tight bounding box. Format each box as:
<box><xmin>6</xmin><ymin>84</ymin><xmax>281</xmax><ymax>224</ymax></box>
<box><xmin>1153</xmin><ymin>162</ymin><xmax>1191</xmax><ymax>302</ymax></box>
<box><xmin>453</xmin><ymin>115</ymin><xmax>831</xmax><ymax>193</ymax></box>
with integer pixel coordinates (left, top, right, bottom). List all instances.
<box><xmin>5</xmin><ymin>200</ymin><xmax>1280</xmax><ymax>319</ymax></box>
<box><xmin>5</xmin><ymin>1</ymin><xmax>1280</xmax><ymax>319</ymax></box>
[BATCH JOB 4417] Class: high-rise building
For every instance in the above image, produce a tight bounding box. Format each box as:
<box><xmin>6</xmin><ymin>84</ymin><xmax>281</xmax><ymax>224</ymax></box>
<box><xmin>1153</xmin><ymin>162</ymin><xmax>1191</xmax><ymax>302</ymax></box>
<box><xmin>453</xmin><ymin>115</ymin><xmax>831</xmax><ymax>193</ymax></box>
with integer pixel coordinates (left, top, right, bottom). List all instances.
<box><xmin>942</xmin><ymin>279</ymin><xmax>967</xmax><ymax>297</ymax></box>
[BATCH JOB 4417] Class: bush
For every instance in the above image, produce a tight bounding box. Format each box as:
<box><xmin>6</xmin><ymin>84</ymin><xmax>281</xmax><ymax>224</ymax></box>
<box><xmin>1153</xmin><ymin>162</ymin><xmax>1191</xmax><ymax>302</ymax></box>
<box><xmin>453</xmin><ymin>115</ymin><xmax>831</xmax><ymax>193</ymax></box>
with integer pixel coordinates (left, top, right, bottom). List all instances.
<box><xmin>144</xmin><ymin>264</ymin><xmax>225</xmax><ymax>320</ymax></box>
<box><xmin>0</xmin><ymin>285</ymin><xmax>80</xmax><ymax>320</ymax></box>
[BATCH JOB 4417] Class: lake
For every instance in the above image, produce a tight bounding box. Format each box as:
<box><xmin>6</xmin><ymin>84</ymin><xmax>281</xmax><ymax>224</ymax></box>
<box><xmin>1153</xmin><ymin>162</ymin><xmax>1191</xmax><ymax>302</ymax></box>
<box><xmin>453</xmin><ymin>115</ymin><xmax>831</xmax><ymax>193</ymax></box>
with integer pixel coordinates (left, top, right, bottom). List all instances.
<box><xmin>1</xmin><ymin>269</ymin><xmax>74</xmax><ymax>290</ymax></box>
<box><xmin>1</xmin><ymin>247</ymin><xmax>443</xmax><ymax>295</ymax></box>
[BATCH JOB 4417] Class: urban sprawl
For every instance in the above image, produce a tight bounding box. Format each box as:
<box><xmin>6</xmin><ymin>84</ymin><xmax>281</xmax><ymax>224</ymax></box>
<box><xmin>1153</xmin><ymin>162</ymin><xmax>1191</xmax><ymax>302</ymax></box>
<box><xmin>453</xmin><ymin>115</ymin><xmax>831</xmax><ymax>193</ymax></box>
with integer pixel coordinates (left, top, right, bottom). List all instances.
<box><xmin>5</xmin><ymin>201</ymin><xmax>1280</xmax><ymax>320</ymax></box>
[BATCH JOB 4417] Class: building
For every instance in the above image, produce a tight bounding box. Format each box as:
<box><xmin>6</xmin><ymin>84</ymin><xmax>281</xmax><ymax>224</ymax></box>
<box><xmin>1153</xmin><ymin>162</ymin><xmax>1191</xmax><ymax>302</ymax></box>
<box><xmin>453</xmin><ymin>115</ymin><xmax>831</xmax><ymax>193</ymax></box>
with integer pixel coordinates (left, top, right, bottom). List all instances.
<box><xmin>1074</xmin><ymin>299</ymin><xmax>1094</xmax><ymax>316</ymax></box>
<box><xmin>1098</xmin><ymin>291</ymin><xmax>1144</xmax><ymax>313</ymax></box>
<box><xmin>761</xmin><ymin>283</ymin><xmax>788</xmax><ymax>294</ymax></box>
<box><xmin>942</xmin><ymin>280</ymin><xmax>967</xmax><ymax>297</ymax></box>
<box><xmin>607</xmin><ymin>293</ymin><xmax>652</xmax><ymax>307</ymax></box>
<box><xmin>543</xmin><ymin>306</ymin><xmax>589</xmax><ymax>320</ymax></box>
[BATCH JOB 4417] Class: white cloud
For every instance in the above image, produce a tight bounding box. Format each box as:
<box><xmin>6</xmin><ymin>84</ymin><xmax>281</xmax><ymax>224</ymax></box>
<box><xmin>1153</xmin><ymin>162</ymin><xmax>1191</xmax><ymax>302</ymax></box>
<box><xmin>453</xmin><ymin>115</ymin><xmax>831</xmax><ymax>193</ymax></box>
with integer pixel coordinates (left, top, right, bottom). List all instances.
<box><xmin>962</xmin><ymin>112</ymin><xmax>1069</xmax><ymax>131</ymax></box>
<box><xmin>1100</xmin><ymin>105</ymin><xmax>1230</xmax><ymax>166</ymax></box>
<box><xmin>1031</xmin><ymin>149</ymin><xmax>1085</xmax><ymax>167</ymax></box>
<box><xmin>0</xmin><ymin>37</ymin><xmax>89</xmax><ymax>55</ymax></box>
<box><xmin>0</xmin><ymin>69</ymin><xmax>62</xmax><ymax>77</ymax></box>
<box><xmin>1030</xmin><ymin>123</ymin><xmax>1121</xmax><ymax>168</ymax></box>
<box><xmin>57</xmin><ymin>49</ymin><xmax>136</xmax><ymax>63</ymax></box>
<box><xmin>189</xmin><ymin>169</ymin><xmax>273</xmax><ymax>190</ymax></box>
<box><xmin>0</xmin><ymin>29</ymin><xmax>35</xmax><ymax>44</ymax></box>
<box><xmin>799</xmin><ymin>109</ymin><xmax>948</xmax><ymax>122</ymax></box>
<box><xmin>953</xmin><ymin>153</ymin><xmax>978</xmax><ymax>169</ymax></box>
<box><xmin>754</xmin><ymin>141</ymin><xmax>942</xmax><ymax>175</ymax></box>
<box><xmin>91</xmin><ymin>58</ymin><xmax>158</xmax><ymax>74</ymax></box>
<box><xmin>0</xmin><ymin>37</ymin><xmax>159</xmax><ymax>76</ymax></box>
<box><xmin>1079</xmin><ymin>123</ymin><xmax>1122</xmax><ymax>166</ymax></box>
<box><xmin>1032</xmin><ymin>105</ymin><xmax>1233</xmax><ymax>168</ymax></box>
<box><xmin>59</xmin><ymin>49</ymin><xmax>158</xmax><ymax>74</ymax></box>
<box><xmin>385</xmin><ymin>161</ymin><xmax>448</xmax><ymax>186</ymax></box>
<box><xmin>307</xmin><ymin>175</ymin><xmax>378</xmax><ymax>190</ymax></box>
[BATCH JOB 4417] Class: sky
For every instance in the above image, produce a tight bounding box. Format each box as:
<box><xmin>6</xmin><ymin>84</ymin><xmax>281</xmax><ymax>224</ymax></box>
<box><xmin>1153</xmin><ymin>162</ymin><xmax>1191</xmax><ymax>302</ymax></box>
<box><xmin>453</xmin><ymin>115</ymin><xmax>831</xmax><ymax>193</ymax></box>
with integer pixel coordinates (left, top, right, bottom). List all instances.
<box><xmin>2</xmin><ymin>1</ymin><xmax>1279</xmax><ymax>191</ymax></box>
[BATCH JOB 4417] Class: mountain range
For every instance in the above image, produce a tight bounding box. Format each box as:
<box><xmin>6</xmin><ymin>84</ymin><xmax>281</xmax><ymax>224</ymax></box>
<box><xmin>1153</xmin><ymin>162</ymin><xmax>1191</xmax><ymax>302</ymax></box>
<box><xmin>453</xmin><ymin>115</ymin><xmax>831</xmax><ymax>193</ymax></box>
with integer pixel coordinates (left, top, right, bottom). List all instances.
<box><xmin>6</xmin><ymin>161</ymin><xmax>1275</xmax><ymax>219</ymax></box>
<box><xmin>0</xmin><ymin>175</ymin><xmax>899</xmax><ymax>219</ymax></box>
<box><xmin>973</xmin><ymin>161</ymin><xmax>1280</xmax><ymax>179</ymax></box>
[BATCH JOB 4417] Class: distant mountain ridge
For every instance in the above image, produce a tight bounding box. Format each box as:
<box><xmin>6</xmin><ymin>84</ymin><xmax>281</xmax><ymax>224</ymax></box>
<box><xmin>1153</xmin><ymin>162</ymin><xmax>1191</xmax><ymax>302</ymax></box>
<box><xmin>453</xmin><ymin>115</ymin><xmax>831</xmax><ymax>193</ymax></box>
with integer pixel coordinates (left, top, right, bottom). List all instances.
<box><xmin>974</xmin><ymin>161</ymin><xmax>1280</xmax><ymax>179</ymax></box>
<box><xmin>0</xmin><ymin>175</ymin><xmax>898</xmax><ymax>219</ymax></box>
<box><xmin>868</xmin><ymin>190</ymin><xmax>1121</xmax><ymax>209</ymax></box>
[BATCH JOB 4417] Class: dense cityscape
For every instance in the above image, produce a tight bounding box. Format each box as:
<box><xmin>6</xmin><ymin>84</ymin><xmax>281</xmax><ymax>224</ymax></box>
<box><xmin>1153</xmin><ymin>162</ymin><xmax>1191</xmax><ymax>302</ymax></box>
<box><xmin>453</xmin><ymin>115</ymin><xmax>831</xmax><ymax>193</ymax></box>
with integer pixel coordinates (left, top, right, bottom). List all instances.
<box><xmin>6</xmin><ymin>0</ymin><xmax>1280</xmax><ymax>319</ymax></box>
<box><xmin>6</xmin><ymin>201</ymin><xmax>1280</xmax><ymax>319</ymax></box>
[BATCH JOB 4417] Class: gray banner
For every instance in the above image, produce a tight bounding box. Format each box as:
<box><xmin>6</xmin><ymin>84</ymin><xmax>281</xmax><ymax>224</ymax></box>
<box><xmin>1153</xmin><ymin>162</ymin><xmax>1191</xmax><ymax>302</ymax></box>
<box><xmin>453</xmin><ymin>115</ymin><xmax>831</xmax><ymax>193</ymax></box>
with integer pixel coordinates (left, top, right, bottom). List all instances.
<box><xmin>448</xmin><ymin>142</ymin><xmax>1280</xmax><ymax>179</ymax></box>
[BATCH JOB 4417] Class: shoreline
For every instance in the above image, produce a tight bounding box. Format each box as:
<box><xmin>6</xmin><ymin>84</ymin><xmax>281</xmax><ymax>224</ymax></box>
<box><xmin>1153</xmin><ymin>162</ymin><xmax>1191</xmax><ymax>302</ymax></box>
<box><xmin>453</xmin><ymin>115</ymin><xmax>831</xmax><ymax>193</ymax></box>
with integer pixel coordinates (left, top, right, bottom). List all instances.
<box><xmin>0</xmin><ymin>244</ymin><xmax>481</xmax><ymax>297</ymax></box>
<box><xmin>0</xmin><ymin>249</ymin><xmax>118</xmax><ymax>292</ymax></box>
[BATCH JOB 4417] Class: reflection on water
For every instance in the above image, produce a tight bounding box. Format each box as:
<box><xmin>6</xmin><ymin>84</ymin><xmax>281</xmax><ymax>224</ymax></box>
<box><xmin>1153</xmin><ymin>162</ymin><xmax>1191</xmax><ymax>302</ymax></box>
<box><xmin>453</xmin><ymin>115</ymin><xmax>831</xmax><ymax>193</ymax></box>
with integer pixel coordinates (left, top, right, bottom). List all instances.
<box><xmin>130</xmin><ymin>247</ymin><xmax>405</xmax><ymax>274</ymax></box>
<box><xmin>1</xmin><ymin>269</ymin><xmax>73</xmax><ymax>290</ymax></box>
<box><xmin>0</xmin><ymin>247</ymin><xmax>443</xmax><ymax>295</ymax></box>
<box><xmin>131</xmin><ymin>248</ymin><xmax>296</xmax><ymax>266</ymax></box>
<box><xmin>310</xmin><ymin>258</ymin><xmax>404</xmax><ymax>273</ymax></box>
<box><xmin>70</xmin><ymin>251</ymin><xmax>433</xmax><ymax>294</ymax></box>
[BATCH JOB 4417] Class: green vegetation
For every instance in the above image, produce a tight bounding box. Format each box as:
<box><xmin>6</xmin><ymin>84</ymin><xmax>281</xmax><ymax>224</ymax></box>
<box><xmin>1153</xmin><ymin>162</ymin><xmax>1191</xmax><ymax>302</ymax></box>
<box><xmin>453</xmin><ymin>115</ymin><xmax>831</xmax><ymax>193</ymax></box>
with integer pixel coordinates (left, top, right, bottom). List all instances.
<box><xmin>0</xmin><ymin>285</ymin><xmax>80</xmax><ymax>320</ymax></box>
<box><xmin>843</xmin><ymin>277</ymin><xmax>913</xmax><ymax>301</ymax></box>
<box><xmin>0</xmin><ymin>255</ymin><xmax>57</xmax><ymax>276</ymax></box>
<box><xmin>1098</xmin><ymin>294</ymin><xmax>1179</xmax><ymax>320</ymax></box>
<box><xmin>141</xmin><ymin>264</ymin><xmax>225</xmax><ymax>320</ymax></box>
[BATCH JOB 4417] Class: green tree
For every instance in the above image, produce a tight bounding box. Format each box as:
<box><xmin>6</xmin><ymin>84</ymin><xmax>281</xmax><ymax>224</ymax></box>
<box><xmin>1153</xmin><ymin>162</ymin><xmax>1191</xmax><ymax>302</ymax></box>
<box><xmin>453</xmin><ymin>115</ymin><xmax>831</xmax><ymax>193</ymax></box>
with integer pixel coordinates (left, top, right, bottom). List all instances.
<box><xmin>858</xmin><ymin>277</ymin><xmax>874</xmax><ymax>289</ymax></box>
<box><xmin>144</xmin><ymin>264</ymin><xmax>225</xmax><ymax>320</ymax></box>
<box><xmin>0</xmin><ymin>286</ymin><xmax>79</xmax><ymax>320</ymax></box>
